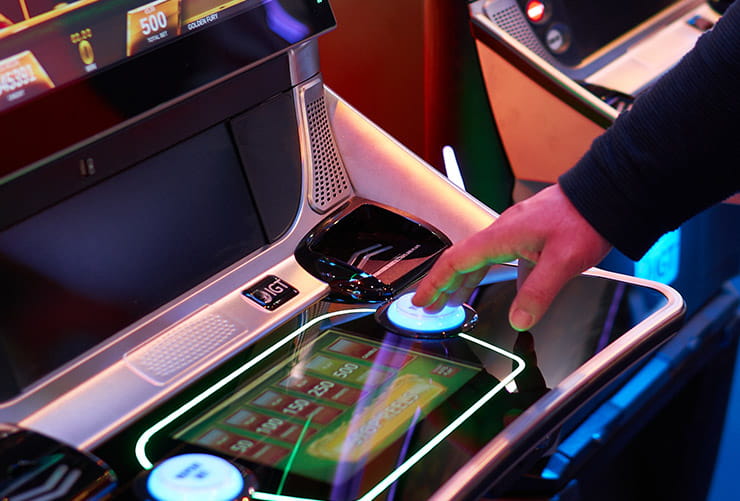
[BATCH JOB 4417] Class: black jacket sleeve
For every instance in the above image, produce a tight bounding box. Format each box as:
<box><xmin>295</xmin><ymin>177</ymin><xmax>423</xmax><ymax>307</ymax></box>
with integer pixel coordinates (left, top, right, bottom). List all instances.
<box><xmin>559</xmin><ymin>2</ymin><xmax>740</xmax><ymax>260</ymax></box>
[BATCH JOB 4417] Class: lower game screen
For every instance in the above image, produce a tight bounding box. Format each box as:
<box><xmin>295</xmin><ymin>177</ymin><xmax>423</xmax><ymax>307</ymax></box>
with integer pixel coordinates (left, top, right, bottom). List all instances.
<box><xmin>117</xmin><ymin>308</ymin><xmax>522</xmax><ymax>501</ymax></box>
<box><xmin>0</xmin><ymin>123</ymin><xmax>266</xmax><ymax>399</ymax></box>
<box><xmin>174</xmin><ymin>329</ymin><xmax>482</xmax><ymax>484</ymax></box>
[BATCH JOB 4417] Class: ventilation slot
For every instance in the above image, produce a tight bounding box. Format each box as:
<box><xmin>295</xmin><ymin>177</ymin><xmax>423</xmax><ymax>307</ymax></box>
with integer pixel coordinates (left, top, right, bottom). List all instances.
<box><xmin>488</xmin><ymin>4</ymin><xmax>554</xmax><ymax>62</ymax></box>
<box><xmin>125</xmin><ymin>312</ymin><xmax>242</xmax><ymax>385</ymax></box>
<box><xmin>305</xmin><ymin>93</ymin><xmax>351</xmax><ymax>213</ymax></box>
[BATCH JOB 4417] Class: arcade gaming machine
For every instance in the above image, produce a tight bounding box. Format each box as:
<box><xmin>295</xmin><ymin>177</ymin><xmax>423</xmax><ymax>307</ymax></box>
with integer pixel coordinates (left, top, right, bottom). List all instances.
<box><xmin>469</xmin><ymin>0</ymin><xmax>725</xmax><ymax>187</ymax></box>
<box><xmin>1</xmin><ymin>1</ymin><xmax>685</xmax><ymax>500</ymax></box>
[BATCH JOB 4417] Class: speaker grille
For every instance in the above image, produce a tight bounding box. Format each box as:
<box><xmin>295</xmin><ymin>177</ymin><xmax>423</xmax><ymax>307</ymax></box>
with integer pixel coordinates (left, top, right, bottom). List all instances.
<box><xmin>125</xmin><ymin>312</ymin><xmax>242</xmax><ymax>385</ymax></box>
<box><xmin>305</xmin><ymin>92</ymin><xmax>351</xmax><ymax>213</ymax></box>
<box><xmin>487</xmin><ymin>3</ymin><xmax>554</xmax><ymax>62</ymax></box>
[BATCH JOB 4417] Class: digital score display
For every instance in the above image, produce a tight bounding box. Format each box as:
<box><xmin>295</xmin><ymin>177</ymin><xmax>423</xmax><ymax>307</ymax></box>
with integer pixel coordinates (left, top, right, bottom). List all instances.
<box><xmin>0</xmin><ymin>0</ymin><xmax>335</xmax><ymax>178</ymax></box>
<box><xmin>0</xmin><ymin>50</ymin><xmax>53</xmax><ymax>104</ymax></box>
<box><xmin>126</xmin><ymin>0</ymin><xmax>182</xmax><ymax>56</ymax></box>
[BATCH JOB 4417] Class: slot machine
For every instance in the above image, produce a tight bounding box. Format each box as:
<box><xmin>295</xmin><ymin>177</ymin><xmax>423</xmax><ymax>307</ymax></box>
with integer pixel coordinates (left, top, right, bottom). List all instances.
<box><xmin>469</xmin><ymin>0</ymin><xmax>723</xmax><ymax>187</ymax></box>
<box><xmin>0</xmin><ymin>0</ymin><xmax>684</xmax><ymax>499</ymax></box>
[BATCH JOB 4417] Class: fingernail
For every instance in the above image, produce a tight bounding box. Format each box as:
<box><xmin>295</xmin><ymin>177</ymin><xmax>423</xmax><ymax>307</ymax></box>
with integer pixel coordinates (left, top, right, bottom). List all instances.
<box><xmin>510</xmin><ymin>309</ymin><xmax>534</xmax><ymax>331</ymax></box>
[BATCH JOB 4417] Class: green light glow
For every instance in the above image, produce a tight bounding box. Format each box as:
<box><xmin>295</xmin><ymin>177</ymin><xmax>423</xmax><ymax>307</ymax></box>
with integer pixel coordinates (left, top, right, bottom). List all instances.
<box><xmin>251</xmin><ymin>493</ymin><xmax>319</xmax><ymax>501</ymax></box>
<box><xmin>277</xmin><ymin>416</ymin><xmax>313</xmax><ymax>495</ymax></box>
<box><xmin>134</xmin><ymin>312</ymin><xmax>526</xmax><ymax>501</ymax></box>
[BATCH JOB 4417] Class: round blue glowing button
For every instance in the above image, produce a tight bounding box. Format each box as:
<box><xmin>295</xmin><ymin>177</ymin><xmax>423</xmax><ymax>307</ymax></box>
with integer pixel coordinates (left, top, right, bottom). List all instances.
<box><xmin>386</xmin><ymin>292</ymin><xmax>466</xmax><ymax>333</ymax></box>
<box><xmin>147</xmin><ymin>453</ymin><xmax>244</xmax><ymax>501</ymax></box>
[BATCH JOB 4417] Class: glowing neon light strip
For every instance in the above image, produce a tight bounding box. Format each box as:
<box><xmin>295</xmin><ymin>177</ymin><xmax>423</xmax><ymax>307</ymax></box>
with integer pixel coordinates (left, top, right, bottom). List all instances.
<box><xmin>277</xmin><ymin>416</ymin><xmax>313</xmax><ymax>495</ymax></box>
<box><xmin>442</xmin><ymin>145</ymin><xmax>465</xmax><ymax>191</ymax></box>
<box><xmin>251</xmin><ymin>494</ymin><xmax>319</xmax><ymax>501</ymax></box>
<box><xmin>354</xmin><ymin>333</ymin><xmax>524</xmax><ymax>501</ymax></box>
<box><xmin>135</xmin><ymin>312</ymin><xmax>525</xmax><ymax>501</ymax></box>
<box><xmin>134</xmin><ymin>308</ymin><xmax>376</xmax><ymax>469</ymax></box>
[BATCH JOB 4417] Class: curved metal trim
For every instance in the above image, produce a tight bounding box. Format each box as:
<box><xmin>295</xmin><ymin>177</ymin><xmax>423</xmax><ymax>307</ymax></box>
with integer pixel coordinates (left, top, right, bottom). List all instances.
<box><xmin>430</xmin><ymin>266</ymin><xmax>685</xmax><ymax>500</ymax></box>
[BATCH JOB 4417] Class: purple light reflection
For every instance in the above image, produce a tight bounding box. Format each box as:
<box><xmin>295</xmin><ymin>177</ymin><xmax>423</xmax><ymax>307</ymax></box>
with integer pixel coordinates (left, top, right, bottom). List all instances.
<box><xmin>265</xmin><ymin>0</ymin><xmax>310</xmax><ymax>43</ymax></box>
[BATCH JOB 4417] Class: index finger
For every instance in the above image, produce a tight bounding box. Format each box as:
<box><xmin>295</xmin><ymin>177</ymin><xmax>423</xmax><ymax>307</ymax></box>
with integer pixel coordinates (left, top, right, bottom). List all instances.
<box><xmin>412</xmin><ymin>225</ymin><xmax>520</xmax><ymax>306</ymax></box>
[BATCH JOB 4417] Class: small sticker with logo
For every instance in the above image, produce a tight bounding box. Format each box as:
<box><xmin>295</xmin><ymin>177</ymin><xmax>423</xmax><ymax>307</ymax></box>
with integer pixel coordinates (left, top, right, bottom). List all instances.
<box><xmin>243</xmin><ymin>275</ymin><xmax>298</xmax><ymax>310</ymax></box>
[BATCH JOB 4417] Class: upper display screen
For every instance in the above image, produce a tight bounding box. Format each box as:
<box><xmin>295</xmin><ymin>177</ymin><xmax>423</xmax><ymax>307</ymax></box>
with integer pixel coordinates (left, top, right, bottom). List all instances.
<box><xmin>0</xmin><ymin>0</ymin><xmax>334</xmax><ymax>175</ymax></box>
<box><xmin>0</xmin><ymin>0</ymin><xmax>329</xmax><ymax>111</ymax></box>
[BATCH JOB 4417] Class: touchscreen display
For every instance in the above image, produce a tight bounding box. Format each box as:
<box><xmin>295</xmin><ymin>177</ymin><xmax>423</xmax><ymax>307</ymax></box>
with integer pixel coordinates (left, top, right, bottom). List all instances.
<box><xmin>129</xmin><ymin>307</ymin><xmax>523</xmax><ymax>500</ymax></box>
<box><xmin>175</xmin><ymin>329</ymin><xmax>484</xmax><ymax>484</ymax></box>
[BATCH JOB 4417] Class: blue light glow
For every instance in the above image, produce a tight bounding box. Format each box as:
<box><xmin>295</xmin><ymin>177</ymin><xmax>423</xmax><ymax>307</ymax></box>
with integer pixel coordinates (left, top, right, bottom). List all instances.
<box><xmin>386</xmin><ymin>292</ymin><xmax>465</xmax><ymax>332</ymax></box>
<box><xmin>634</xmin><ymin>228</ymin><xmax>681</xmax><ymax>285</ymax></box>
<box><xmin>147</xmin><ymin>453</ymin><xmax>243</xmax><ymax>501</ymax></box>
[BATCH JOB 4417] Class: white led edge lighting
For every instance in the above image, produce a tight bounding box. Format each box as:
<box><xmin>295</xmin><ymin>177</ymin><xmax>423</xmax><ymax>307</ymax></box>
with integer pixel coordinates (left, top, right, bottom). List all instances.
<box><xmin>134</xmin><ymin>308</ymin><xmax>376</xmax><ymax>470</ymax></box>
<box><xmin>442</xmin><ymin>145</ymin><xmax>466</xmax><ymax>191</ymax></box>
<box><xmin>135</xmin><ymin>312</ymin><xmax>525</xmax><ymax>501</ymax></box>
<box><xmin>251</xmin><ymin>494</ymin><xmax>320</xmax><ymax>501</ymax></box>
<box><xmin>353</xmin><ymin>333</ymin><xmax>524</xmax><ymax>501</ymax></box>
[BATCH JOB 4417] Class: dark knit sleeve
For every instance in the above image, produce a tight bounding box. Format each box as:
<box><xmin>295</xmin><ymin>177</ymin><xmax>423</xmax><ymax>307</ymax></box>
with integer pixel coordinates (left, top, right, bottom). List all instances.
<box><xmin>559</xmin><ymin>2</ymin><xmax>740</xmax><ymax>260</ymax></box>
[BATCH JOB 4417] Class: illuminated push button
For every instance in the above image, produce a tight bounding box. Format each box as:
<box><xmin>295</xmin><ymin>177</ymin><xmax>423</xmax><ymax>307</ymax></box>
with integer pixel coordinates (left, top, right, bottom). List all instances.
<box><xmin>525</xmin><ymin>0</ymin><xmax>549</xmax><ymax>24</ymax></box>
<box><xmin>388</xmin><ymin>293</ymin><xmax>465</xmax><ymax>332</ymax></box>
<box><xmin>147</xmin><ymin>453</ymin><xmax>244</xmax><ymax>501</ymax></box>
<box><xmin>376</xmin><ymin>292</ymin><xmax>477</xmax><ymax>339</ymax></box>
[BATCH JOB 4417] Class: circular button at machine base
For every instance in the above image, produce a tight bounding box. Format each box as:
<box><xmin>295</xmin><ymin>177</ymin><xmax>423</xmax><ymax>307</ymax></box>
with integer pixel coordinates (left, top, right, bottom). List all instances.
<box><xmin>146</xmin><ymin>453</ymin><xmax>256</xmax><ymax>501</ymax></box>
<box><xmin>375</xmin><ymin>292</ymin><xmax>478</xmax><ymax>339</ymax></box>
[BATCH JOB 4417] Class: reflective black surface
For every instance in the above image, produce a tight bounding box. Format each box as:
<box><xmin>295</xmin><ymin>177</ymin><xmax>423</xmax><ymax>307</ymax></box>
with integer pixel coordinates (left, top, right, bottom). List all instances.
<box><xmin>295</xmin><ymin>202</ymin><xmax>451</xmax><ymax>303</ymax></box>
<box><xmin>0</xmin><ymin>424</ymin><xmax>117</xmax><ymax>499</ymax></box>
<box><xmin>0</xmin><ymin>124</ymin><xmax>266</xmax><ymax>399</ymax></box>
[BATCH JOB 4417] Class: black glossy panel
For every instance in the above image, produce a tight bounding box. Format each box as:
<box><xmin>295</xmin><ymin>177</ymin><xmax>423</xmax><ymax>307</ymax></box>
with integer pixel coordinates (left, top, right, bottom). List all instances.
<box><xmin>295</xmin><ymin>202</ymin><xmax>451</xmax><ymax>302</ymax></box>
<box><xmin>231</xmin><ymin>91</ymin><xmax>303</xmax><ymax>242</ymax></box>
<box><xmin>0</xmin><ymin>124</ymin><xmax>265</xmax><ymax>399</ymax></box>
<box><xmin>0</xmin><ymin>55</ymin><xmax>290</xmax><ymax>231</ymax></box>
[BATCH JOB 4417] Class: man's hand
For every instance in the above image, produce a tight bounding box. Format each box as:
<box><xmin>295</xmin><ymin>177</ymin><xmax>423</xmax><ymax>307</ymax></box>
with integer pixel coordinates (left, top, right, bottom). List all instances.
<box><xmin>412</xmin><ymin>184</ymin><xmax>612</xmax><ymax>331</ymax></box>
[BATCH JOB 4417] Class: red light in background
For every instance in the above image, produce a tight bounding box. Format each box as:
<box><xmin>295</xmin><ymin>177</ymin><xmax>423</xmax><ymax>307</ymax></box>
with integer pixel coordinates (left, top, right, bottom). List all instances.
<box><xmin>526</xmin><ymin>0</ymin><xmax>546</xmax><ymax>23</ymax></box>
